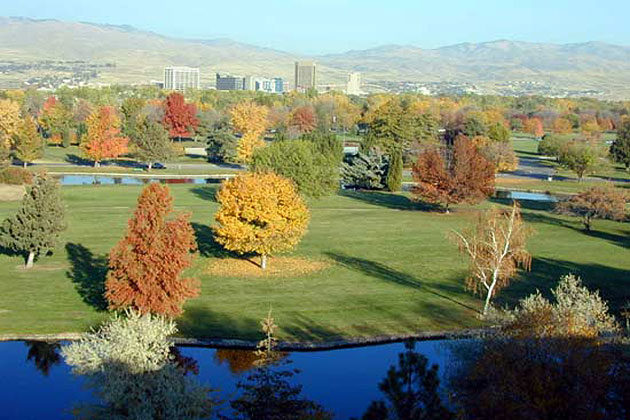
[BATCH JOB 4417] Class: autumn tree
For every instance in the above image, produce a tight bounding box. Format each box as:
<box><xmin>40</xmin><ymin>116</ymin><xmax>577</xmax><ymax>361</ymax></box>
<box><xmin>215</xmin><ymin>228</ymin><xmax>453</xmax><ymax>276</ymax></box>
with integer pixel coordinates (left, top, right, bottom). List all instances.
<box><xmin>39</xmin><ymin>97</ymin><xmax>73</xmax><ymax>146</ymax></box>
<box><xmin>230</xmin><ymin>101</ymin><xmax>268</xmax><ymax>163</ymax></box>
<box><xmin>453</xmin><ymin>204</ymin><xmax>532</xmax><ymax>316</ymax></box>
<box><xmin>487</xmin><ymin>122</ymin><xmax>511</xmax><ymax>143</ymax></box>
<box><xmin>552</xmin><ymin>117</ymin><xmax>573</xmax><ymax>134</ymax></box>
<box><xmin>0</xmin><ymin>99</ymin><xmax>21</xmax><ymax>146</ymax></box>
<box><xmin>523</xmin><ymin>118</ymin><xmax>544</xmax><ymax>138</ymax></box>
<box><xmin>412</xmin><ymin>136</ymin><xmax>495</xmax><ymax>213</ymax></box>
<box><xmin>162</xmin><ymin>92</ymin><xmax>198</xmax><ymax>140</ymax></box>
<box><xmin>0</xmin><ymin>175</ymin><xmax>66</xmax><ymax>268</ymax></box>
<box><xmin>82</xmin><ymin>106</ymin><xmax>129</xmax><ymax>167</ymax></box>
<box><xmin>13</xmin><ymin>116</ymin><xmax>43</xmax><ymax>167</ymax></box>
<box><xmin>105</xmin><ymin>184</ymin><xmax>199</xmax><ymax>317</ymax></box>
<box><xmin>555</xmin><ymin>185</ymin><xmax>626</xmax><ymax>231</ymax></box>
<box><xmin>610</xmin><ymin>118</ymin><xmax>630</xmax><ymax>171</ymax></box>
<box><xmin>480</xmin><ymin>141</ymin><xmax>518</xmax><ymax>172</ymax></box>
<box><xmin>131</xmin><ymin>116</ymin><xmax>174</xmax><ymax>170</ymax></box>
<box><xmin>213</xmin><ymin>172</ymin><xmax>310</xmax><ymax>270</ymax></box>
<box><xmin>289</xmin><ymin>105</ymin><xmax>317</xmax><ymax>135</ymax></box>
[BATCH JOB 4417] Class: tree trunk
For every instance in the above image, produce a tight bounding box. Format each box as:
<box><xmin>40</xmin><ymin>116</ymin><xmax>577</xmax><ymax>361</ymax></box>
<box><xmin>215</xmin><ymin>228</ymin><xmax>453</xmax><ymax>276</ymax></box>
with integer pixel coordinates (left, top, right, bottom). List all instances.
<box><xmin>483</xmin><ymin>285</ymin><xmax>494</xmax><ymax>317</ymax></box>
<box><xmin>94</xmin><ymin>161</ymin><xmax>100</xmax><ymax>168</ymax></box>
<box><xmin>584</xmin><ymin>215</ymin><xmax>592</xmax><ymax>231</ymax></box>
<box><xmin>147</xmin><ymin>162</ymin><xmax>153</xmax><ymax>171</ymax></box>
<box><xmin>261</xmin><ymin>254</ymin><xmax>267</xmax><ymax>270</ymax></box>
<box><xmin>23</xmin><ymin>161</ymin><xmax>27</xmax><ymax>169</ymax></box>
<box><xmin>26</xmin><ymin>251</ymin><xmax>35</xmax><ymax>269</ymax></box>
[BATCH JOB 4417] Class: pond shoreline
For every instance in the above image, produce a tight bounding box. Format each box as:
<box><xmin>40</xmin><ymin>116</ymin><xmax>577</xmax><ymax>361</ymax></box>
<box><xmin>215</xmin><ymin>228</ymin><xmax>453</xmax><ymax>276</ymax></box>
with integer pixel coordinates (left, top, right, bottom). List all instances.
<box><xmin>0</xmin><ymin>328</ymin><xmax>489</xmax><ymax>351</ymax></box>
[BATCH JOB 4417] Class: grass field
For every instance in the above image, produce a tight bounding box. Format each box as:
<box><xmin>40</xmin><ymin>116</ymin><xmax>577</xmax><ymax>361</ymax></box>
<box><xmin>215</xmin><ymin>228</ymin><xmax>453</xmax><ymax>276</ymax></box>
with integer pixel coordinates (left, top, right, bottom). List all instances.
<box><xmin>0</xmin><ymin>185</ymin><xmax>628</xmax><ymax>342</ymax></box>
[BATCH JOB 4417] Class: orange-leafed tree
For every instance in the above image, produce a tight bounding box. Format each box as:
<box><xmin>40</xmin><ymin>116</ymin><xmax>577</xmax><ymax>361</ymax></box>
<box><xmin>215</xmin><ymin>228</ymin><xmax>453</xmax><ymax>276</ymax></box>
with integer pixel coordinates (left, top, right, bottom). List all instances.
<box><xmin>230</xmin><ymin>101</ymin><xmax>268</xmax><ymax>163</ymax></box>
<box><xmin>162</xmin><ymin>92</ymin><xmax>198</xmax><ymax>140</ymax></box>
<box><xmin>213</xmin><ymin>172</ymin><xmax>309</xmax><ymax>270</ymax></box>
<box><xmin>523</xmin><ymin>118</ymin><xmax>544</xmax><ymax>138</ymax></box>
<box><xmin>290</xmin><ymin>105</ymin><xmax>317</xmax><ymax>135</ymax></box>
<box><xmin>105</xmin><ymin>183</ymin><xmax>199</xmax><ymax>317</ymax></box>
<box><xmin>453</xmin><ymin>204</ymin><xmax>532</xmax><ymax>316</ymax></box>
<box><xmin>81</xmin><ymin>106</ymin><xmax>129</xmax><ymax>167</ymax></box>
<box><xmin>412</xmin><ymin>136</ymin><xmax>495</xmax><ymax>213</ymax></box>
<box><xmin>555</xmin><ymin>185</ymin><xmax>626</xmax><ymax>231</ymax></box>
<box><xmin>552</xmin><ymin>117</ymin><xmax>573</xmax><ymax>134</ymax></box>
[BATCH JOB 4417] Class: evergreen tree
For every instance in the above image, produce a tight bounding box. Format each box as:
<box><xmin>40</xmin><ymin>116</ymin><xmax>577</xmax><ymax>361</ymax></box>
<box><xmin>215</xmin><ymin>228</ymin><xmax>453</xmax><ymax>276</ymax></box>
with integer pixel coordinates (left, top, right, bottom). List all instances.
<box><xmin>341</xmin><ymin>149</ymin><xmax>390</xmax><ymax>190</ymax></box>
<box><xmin>386</xmin><ymin>148</ymin><xmax>403</xmax><ymax>192</ymax></box>
<box><xmin>13</xmin><ymin>116</ymin><xmax>43</xmax><ymax>168</ymax></box>
<box><xmin>610</xmin><ymin>118</ymin><xmax>630</xmax><ymax>171</ymax></box>
<box><xmin>132</xmin><ymin>116</ymin><xmax>174</xmax><ymax>170</ymax></box>
<box><xmin>0</xmin><ymin>175</ymin><xmax>66</xmax><ymax>268</ymax></box>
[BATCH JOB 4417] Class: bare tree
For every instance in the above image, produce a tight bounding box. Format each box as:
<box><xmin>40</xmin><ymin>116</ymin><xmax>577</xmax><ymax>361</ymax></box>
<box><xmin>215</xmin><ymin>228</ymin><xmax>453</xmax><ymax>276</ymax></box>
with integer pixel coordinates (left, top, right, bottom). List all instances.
<box><xmin>453</xmin><ymin>204</ymin><xmax>532</xmax><ymax>316</ymax></box>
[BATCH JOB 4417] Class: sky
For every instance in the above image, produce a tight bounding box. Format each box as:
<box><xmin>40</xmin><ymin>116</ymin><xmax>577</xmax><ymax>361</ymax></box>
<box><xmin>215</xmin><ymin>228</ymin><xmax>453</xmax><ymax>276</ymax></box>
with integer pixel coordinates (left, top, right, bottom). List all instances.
<box><xmin>2</xmin><ymin>0</ymin><xmax>630</xmax><ymax>54</ymax></box>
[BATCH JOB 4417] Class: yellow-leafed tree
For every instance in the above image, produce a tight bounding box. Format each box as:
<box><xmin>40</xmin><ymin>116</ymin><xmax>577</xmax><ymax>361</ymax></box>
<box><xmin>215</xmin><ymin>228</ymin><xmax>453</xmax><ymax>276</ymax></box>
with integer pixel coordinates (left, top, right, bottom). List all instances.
<box><xmin>213</xmin><ymin>172</ymin><xmax>309</xmax><ymax>270</ymax></box>
<box><xmin>230</xmin><ymin>101</ymin><xmax>268</xmax><ymax>163</ymax></box>
<box><xmin>0</xmin><ymin>99</ymin><xmax>21</xmax><ymax>148</ymax></box>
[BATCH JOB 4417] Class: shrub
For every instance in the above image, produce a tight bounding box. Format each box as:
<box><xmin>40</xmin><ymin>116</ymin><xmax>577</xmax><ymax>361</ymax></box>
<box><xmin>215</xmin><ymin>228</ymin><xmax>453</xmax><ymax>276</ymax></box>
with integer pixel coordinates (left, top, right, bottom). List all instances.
<box><xmin>0</xmin><ymin>167</ymin><xmax>33</xmax><ymax>185</ymax></box>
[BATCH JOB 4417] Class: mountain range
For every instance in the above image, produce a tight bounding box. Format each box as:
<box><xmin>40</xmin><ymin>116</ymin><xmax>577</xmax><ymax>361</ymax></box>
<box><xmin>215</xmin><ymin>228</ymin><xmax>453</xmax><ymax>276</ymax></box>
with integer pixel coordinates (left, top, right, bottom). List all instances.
<box><xmin>1</xmin><ymin>17</ymin><xmax>630</xmax><ymax>98</ymax></box>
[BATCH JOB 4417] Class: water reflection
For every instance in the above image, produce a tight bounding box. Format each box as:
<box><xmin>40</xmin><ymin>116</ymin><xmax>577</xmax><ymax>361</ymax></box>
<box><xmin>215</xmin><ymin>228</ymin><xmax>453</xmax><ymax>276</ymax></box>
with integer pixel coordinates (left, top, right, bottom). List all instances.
<box><xmin>360</xmin><ymin>341</ymin><xmax>453</xmax><ymax>420</ymax></box>
<box><xmin>25</xmin><ymin>340</ymin><xmax>62</xmax><ymax>376</ymax></box>
<box><xmin>55</xmin><ymin>175</ymin><xmax>228</xmax><ymax>186</ymax></box>
<box><xmin>226</xmin><ymin>359</ymin><xmax>333</xmax><ymax>420</ymax></box>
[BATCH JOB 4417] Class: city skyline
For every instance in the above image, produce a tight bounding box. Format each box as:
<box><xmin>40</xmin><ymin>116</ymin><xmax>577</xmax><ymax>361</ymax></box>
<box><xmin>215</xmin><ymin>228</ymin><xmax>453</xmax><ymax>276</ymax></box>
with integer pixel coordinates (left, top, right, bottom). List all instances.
<box><xmin>2</xmin><ymin>0</ymin><xmax>629</xmax><ymax>54</ymax></box>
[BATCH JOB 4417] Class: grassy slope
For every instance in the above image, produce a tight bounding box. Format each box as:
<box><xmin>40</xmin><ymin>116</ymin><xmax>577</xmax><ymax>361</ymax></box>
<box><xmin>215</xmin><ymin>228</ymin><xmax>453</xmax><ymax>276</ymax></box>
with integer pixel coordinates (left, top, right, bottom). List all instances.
<box><xmin>0</xmin><ymin>185</ymin><xmax>628</xmax><ymax>342</ymax></box>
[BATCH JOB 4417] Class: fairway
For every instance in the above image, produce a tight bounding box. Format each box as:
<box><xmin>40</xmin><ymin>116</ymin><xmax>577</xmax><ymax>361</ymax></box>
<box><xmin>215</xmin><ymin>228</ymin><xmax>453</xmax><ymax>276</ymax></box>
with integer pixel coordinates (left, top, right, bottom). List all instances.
<box><xmin>0</xmin><ymin>185</ymin><xmax>628</xmax><ymax>342</ymax></box>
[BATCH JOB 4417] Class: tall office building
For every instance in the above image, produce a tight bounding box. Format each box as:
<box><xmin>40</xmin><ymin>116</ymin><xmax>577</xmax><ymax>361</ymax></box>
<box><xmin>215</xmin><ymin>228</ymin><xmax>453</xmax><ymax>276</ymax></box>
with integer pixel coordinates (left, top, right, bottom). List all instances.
<box><xmin>346</xmin><ymin>72</ymin><xmax>362</xmax><ymax>96</ymax></box>
<box><xmin>294</xmin><ymin>61</ymin><xmax>316</xmax><ymax>93</ymax></box>
<box><xmin>163</xmin><ymin>67</ymin><xmax>200</xmax><ymax>91</ymax></box>
<box><xmin>216</xmin><ymin>73</ymin><xmax>245</xmax><ymax>91</ymax></box>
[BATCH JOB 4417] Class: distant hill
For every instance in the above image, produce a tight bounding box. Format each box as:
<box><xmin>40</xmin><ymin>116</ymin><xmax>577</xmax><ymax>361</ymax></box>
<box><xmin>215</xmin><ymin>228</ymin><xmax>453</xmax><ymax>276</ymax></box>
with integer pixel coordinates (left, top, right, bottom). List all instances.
<box><xmin>1</xmin><ymin>17</ymin><xmax>630</xmax><ymax>98</ymax></box>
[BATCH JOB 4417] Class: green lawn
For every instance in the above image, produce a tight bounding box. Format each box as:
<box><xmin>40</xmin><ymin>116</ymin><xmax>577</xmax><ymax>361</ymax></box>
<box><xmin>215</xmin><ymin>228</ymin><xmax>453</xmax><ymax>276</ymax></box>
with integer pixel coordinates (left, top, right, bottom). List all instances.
<box><xmin>0</xmin><ymin>185</ymin><xmax>628</xmax><ymax>342</ymax></box>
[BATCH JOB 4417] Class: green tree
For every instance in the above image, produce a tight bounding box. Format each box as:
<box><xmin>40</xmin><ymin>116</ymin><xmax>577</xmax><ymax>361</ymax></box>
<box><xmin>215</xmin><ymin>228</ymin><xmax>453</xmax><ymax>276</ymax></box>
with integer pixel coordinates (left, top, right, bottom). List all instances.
<box><xmin>385</xmin><ymin>148</ymin><xmax>403</xmax><ymax>192</ymax></box>
<box><xmin>206</xmin><ymin>129</ymin><xmax>238</xmax><ymax>163</ymax></box>
<box><xmin>610</xmin><ymin>118</ymin><xmax>630</xmax><ymax>171</ymax></box>
<box><xmin>251</xmin><ymin>138</ymin><xmax>340</xmax><ymax>198</ymax></box>
<box><xmin>538</xmin><ymin>134</ymin><xmax>567</xmax><ymax>160</ymax></box>
<box><xmin>13</xmin><ymin>116</ymin><xmax>43</xmax><ymax>167</ymax></box>
<box><xmin>559</xmin><ymin>141</ymin><xmax>600</xmax><ymax>180</ymax></box>
<box><xmin>0</xmin><ymin>175</ymin><xmax>66</xmax><ymax>268</ymax></box>
<box><xmin>487</xmin><ymin>122</ymin><xmax>510</xmax><ymax>143</ymax></box>
<box><xmin>120</xmin><ymin>97</ymin><xmax>146</xmax><ymax>138</ymax></box>
<box><xmin>131</xmin><ymin>116</ymin><xmax>174</xmax><ymax>170</ymax></box>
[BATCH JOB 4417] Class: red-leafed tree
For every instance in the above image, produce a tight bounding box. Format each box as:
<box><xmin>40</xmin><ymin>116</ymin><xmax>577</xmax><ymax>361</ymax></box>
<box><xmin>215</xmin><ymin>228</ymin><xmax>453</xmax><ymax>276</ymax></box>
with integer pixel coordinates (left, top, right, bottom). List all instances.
<box><xmin>412</xmin><ymin>135</ymin><xmax>495</xmax><ymax>212</ymax></box>
<box><xmin>105</xmin><ymin>184</ymin><xmax>199</xmax><ymax>317</ymax></box>
<box><xmin>290</xmin><ymin>106</ymin><xmax>317</xmax><ymax>134</ymax></box>
<box><xmin>81</xmin><ymin>106</ymin><xmax>129</xmax><ymax>167</ymax></box>
<box><xmin>162</xmin><ymin>92</ymin><xmax>199</xmax><ymax>140</ymax></box>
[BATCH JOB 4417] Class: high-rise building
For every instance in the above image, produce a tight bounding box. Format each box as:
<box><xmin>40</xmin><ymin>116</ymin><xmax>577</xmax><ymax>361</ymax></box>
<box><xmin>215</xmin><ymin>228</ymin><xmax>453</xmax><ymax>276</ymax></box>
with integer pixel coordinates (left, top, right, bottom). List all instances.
<box><xmin>346</xmin><ymin>72</ymin><xmax>362</xmax><ymax>96</ymax></box>
<box><xmin>216</xmin><ymin>73</ymin><xmax>245</xmax><ymax>91</ymax></box>
<box><xmin>163</xmin><ymin>67</ymin><xmax>200</xmax><ymax>91</ymax></box>
<box><xmin>294</xmin><ymin>61</ymin><xmax>316</xmax><ymax>93</ymax></box>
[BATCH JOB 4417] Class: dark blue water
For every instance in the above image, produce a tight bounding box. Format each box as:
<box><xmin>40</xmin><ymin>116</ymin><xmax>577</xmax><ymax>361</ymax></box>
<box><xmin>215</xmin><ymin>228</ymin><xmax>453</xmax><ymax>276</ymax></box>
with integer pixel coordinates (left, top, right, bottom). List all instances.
<box><xmin>0</xmin><ymin>340</ymin><xmax>451</xmax><ymax>419</ymax></box>
<box><xmin>54</xmin><ymin>175</ymin><xmax>229</xmax><ymax>186</ymax></box>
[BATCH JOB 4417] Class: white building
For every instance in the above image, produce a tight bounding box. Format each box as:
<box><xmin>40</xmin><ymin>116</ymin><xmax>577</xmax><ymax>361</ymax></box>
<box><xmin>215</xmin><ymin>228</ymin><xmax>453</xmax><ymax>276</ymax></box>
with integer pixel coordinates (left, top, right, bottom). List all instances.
<box><xmin>164</xmin><ymin>67</ymin><xmax>200</xmax><ymax>91</ymax></box>
<box><xmin>346</xmin><ymin>72</ymin><xmax>362</xmax><ymax>96</ymax></box>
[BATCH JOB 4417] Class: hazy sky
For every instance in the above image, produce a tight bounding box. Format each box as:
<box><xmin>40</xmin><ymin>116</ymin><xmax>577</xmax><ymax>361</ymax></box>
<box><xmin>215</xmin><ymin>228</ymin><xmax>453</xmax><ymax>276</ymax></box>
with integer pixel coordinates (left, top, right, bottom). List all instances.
<box><xmin>3</xmin><ymin>0</ymin><xmax>630</xmax><ymax>54</ymax></box>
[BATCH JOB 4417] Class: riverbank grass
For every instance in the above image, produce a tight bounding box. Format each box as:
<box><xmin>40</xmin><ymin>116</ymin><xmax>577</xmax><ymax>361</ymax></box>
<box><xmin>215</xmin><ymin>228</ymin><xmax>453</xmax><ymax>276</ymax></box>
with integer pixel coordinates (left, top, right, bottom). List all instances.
<box><xmin>0</xmin><ymin>185</ymin><xmax>628</xmax><ymax>342</ymax></box>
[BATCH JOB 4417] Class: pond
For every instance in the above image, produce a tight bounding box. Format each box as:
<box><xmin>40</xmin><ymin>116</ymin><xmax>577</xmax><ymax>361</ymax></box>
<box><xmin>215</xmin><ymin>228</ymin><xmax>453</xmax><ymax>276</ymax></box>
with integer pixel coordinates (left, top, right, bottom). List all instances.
<box><xmin>0</xmin><ymin>339</ymin><xmax>452</xmax><ymax>419</ymax></box>
<box><xmin>54</xmin><ymin>175</ymin><xmax>229</xmax><ymax>186</ymax></box>
<box><xmin>494</xmin><ymin>189</ymin><xmax>559</xmax><ymax>202</ymax></box>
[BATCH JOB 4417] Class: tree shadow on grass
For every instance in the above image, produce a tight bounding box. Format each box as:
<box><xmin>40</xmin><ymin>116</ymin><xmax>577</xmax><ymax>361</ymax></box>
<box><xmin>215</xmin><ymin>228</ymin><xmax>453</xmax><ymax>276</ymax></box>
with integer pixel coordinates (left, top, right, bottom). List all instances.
<box><xmin>518</xmin><ymin>207</ymin><xmax>630</xmax><ymax>249</ymax></box>
<box><xmin>190</xmin><ymin>186</ymin><xmax>218</xmax><ymax>203</ymax></box>
<box><xmin>64</xmin><ymin>154</ymin><xmax>94</xmax><ymax>166</ymax></box>
<box><xmin>326</xmin><ymin>252</ymin><xmax>478</xmax><ymax>313</ymax></box>
<box><xmin>191</xmin><ymin>222</ymin><xmax>239</xmax><ymax>259</ymax></box>
<box><xmin>339</xmin><ymin>190</ymin><xmax>440</xmax><ymax>212</ymax></box>
<box><xmin>65</xmin><ymin>243</ymin><xmax>109</xmax><ymax>311</ymax></box>
<box><xmin>178</xmin><ymin>305</ymin><xmax>261</xmax><ymax>340</ymax></box>
<box><xmin>497</xmin><ymin>257</ymin><xmax>630</xmax><ymax>314</ymax></box>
